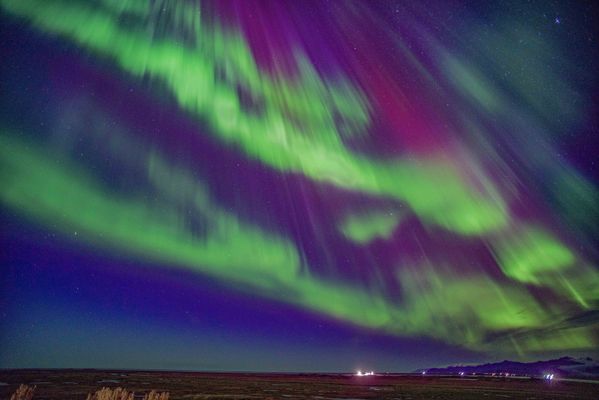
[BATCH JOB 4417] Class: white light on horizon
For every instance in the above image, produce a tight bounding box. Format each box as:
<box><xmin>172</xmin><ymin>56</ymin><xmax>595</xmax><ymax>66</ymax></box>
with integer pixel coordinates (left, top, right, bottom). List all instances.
<box><xmin>356</xmin><ymin>370</ymin><xmax>374</xmax><ymax>376</ymax></box>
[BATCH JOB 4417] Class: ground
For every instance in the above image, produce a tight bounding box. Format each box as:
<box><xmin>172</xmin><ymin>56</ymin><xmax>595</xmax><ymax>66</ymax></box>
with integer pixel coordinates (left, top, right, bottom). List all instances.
<box><xmin>0</xmin><ymin>370</ymin><xmax>597</xmax><ymax>399</ymax></box>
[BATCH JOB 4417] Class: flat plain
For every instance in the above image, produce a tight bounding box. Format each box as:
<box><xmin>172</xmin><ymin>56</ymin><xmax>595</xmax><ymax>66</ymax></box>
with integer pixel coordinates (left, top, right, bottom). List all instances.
<box><xmin>0</xmin><ymin>370</ymin><xmax>597</xmax><ymax>399</ymax></box>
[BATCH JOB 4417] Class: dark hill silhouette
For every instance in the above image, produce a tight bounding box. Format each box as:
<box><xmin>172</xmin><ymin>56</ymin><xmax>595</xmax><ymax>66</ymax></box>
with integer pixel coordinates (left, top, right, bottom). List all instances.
<box><xmin>417</xmin><ymin>357</ymin><xmax>599</xmax><ymax>379</ymax></box>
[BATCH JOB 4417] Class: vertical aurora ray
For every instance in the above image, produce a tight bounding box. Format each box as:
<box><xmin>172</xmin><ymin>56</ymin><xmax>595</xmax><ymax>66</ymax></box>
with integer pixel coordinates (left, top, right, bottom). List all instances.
<box><xmin>0</xmin><ymin>0</ymin><xmax>598</xmax><ymax>368</ymax></box>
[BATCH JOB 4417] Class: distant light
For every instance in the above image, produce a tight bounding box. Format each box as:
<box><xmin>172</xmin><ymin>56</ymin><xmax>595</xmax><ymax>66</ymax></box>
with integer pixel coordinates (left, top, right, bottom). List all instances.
<box><xmin>459</xmin><ymin>372</ymin><xmax>464</xmax><ymax>376</ymax></box>
<box><xmin>356</xmin><ymin>370</ymin><xmax>363</xmax><ymax>376</ymax></box>
<box><xmin>422</xmin><ymin>371</ymin><xmax>426</xmax><ymax>375</ymax></box>
<box><xmin>356</xmin><ymin>370</ymin><xmax>374</xmax><ymax>377</ymax></box>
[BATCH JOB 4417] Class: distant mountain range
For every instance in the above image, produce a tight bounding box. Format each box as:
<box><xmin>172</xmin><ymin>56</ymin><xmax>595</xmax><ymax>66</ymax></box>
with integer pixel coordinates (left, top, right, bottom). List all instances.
<box><xmin>417</xmin><ymin>357</ymin><xmax>599</xmax><ymax>379</ymax></box>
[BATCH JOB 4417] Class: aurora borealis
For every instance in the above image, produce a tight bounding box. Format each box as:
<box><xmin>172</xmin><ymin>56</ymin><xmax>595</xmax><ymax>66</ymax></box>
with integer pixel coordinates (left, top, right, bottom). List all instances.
<box><xmin>0</xmin><ymin>0</ymin><xmax>598</xmax><ymax>371</ymax></box>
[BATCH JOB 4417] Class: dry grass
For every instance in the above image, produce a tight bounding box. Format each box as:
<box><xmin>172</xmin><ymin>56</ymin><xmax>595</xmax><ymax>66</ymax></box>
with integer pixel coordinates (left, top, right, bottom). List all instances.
<box><xmin>10</xmin><ymin>384</ymin><xmax>36</xmax><ymax>400</ymax></box>
<box><xmin>85</xmin><ymin>387</ymin><xmax>134</xmax><ymax>400</ymax></box>
<box><xmin>142</xmin><ymin>390</ymin><xmax>169</xmax><ymax>400</ymax></box>
<box><xmin>85</xmin><ymin>387</ymin><xmax>169</xmax><ymax>400</ymax></box>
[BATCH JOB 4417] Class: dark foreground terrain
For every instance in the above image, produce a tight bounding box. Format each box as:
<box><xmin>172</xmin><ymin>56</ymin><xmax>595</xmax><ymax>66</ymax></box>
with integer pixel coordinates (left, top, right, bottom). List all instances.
<box><xmin>0</xmin><ymin>370</ymin><xmax>597</xmax><ymax>400</ymax></box>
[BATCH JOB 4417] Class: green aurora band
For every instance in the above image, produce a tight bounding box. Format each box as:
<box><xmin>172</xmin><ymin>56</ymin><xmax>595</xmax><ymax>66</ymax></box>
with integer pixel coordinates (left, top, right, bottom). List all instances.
<box><xmin>0</xmin><ymin>0</ymin><xmax>597</xmax><ymax>356</ymax></box>
<box><xmin>1</xmin><ymin>125</ymin><xmax>596</xmax><ymax>352</ymax></box>
<box><xmin>339</xmin><ymin>210</ymin><xmax>404</xmax><ymax>244</ymax></box>
<box><xmin>1</xmin><ymin>0</ymin><xmax>509</xmax><ymax>235</ymax></box>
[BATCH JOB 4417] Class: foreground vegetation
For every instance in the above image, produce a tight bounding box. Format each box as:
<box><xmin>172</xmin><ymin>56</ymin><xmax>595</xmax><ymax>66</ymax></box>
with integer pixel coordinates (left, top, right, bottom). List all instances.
<box><xmin>10</xmin><ymin>385</ymin><xmax>168</xmax><ymax>400</ymax></box>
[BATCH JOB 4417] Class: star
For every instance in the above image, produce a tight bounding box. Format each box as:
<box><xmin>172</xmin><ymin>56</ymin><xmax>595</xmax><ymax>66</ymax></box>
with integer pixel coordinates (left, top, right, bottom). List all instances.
<box><xmin>554</xmin><ymin>17</ymin><xmax>560</xmax><ymax>24</ymax></box>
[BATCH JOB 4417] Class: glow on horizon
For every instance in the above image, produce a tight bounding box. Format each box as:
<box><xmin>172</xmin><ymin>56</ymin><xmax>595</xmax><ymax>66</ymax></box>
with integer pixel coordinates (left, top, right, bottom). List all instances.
<box><xmin>356</xmin><ymin>370</ymin><xmax>375</xmax><ymax>377</ymax></box>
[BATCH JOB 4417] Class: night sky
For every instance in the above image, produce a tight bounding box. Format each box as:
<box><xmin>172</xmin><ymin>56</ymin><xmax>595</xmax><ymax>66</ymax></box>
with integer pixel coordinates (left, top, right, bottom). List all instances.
<box><xmin>1</xmin><ymin>0</ymin><xmax>598</xmax><ymax>372</ymax></box>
